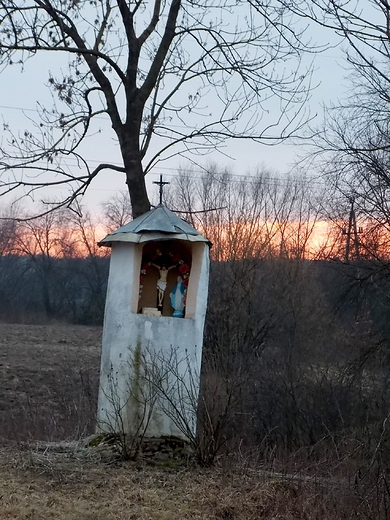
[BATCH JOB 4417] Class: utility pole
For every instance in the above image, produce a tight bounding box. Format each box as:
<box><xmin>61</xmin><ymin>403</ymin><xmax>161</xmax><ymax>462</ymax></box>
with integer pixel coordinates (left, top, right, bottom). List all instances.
<box><xmin>344</xmin><ymin>197</ymin><xmax>360</xmax><ymax>262</ymax></box>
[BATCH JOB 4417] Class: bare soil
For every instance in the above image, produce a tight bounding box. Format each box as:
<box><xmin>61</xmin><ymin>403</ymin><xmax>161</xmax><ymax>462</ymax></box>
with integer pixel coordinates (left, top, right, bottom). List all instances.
<box><xmin>0</xmin><ymin>322</ymin><xmax>102</xmax><ymax>441</ymax></box>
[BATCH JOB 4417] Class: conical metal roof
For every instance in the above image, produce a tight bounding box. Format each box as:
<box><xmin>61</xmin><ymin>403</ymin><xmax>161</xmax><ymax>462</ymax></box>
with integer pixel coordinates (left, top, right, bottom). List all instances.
<box><xmin>99</xmin><ymin>204</ymin><xmax>210</xmax><ymax>246</ymax></box>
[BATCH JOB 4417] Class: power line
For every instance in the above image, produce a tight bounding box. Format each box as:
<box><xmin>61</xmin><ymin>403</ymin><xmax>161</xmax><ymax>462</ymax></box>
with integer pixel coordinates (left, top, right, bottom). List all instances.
<box><xmin>0</xmin><ymin>105</ymin><xmax>38</xmax><ymax>113</ymax></box>
<box><xmin>1</xmin><ymin>157</ymin><xmax>325</xmax><ymax>189</ymax></box>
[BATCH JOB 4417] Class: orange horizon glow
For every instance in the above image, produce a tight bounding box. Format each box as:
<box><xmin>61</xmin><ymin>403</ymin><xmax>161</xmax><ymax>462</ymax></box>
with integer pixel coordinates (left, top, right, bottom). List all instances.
<box><xmin>7</xmin><ymin>218</ymin><xmax>388</xmax><ymax>262</ymax></box>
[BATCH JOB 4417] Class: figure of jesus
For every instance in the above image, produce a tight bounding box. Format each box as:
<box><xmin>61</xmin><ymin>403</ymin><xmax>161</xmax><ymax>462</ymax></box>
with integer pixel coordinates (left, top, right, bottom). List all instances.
<box><xmin>150</xmin><ymin>263</ymin><xmax>176</xmax><ymax>309</ymax></box>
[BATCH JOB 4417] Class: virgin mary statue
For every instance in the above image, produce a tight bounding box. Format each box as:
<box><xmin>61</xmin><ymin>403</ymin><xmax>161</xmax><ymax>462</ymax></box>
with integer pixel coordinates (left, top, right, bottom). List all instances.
<box><xmin>170</xmin><ymin>276</ymin><xmax>186</xmax><ymax>318</ymax></box>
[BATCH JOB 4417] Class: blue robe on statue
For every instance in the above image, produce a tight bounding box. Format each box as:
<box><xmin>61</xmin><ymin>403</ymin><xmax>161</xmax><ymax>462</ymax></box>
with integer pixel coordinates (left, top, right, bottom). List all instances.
<box><xmin>170</xmin><ymin>277</ymin><xmax>186</xmax><ymax>318</ymax></box>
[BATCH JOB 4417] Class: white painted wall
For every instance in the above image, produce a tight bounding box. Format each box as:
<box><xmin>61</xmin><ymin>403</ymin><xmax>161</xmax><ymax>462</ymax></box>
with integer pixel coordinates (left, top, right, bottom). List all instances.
<box><xmin>97</xmin><ymin>239</ymin><xmax>209</xmax><ymax>440</ymax></box>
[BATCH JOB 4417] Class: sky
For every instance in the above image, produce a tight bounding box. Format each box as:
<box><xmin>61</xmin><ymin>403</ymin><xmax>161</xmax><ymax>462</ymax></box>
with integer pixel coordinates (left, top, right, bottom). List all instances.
<box><xmin>0</xmin><ymin>9</ymin><xmax>347</xmax><ymax>218</ymax></box>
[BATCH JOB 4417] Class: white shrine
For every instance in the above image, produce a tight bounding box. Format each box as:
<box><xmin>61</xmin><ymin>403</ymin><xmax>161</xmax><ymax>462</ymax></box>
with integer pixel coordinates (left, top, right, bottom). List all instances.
<box><xmin>96</xmin><ymin>203</ymin><xmax>210</xmax><ymax>440</ymax></box>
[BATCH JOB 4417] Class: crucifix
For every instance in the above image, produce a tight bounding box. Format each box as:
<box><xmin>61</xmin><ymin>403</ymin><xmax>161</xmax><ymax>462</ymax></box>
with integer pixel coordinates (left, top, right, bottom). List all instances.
<box><xmin>153</xmin><ymin>174</ymin><xmax>170</xmax><ymax>205</ymax></box>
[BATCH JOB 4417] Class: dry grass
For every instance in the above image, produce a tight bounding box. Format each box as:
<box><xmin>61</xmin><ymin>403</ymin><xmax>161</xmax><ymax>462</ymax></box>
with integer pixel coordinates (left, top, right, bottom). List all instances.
<box><xmin>0</xmin><ymin>441</ymin><xmax>356</xmax><ymax>520</ymax></box>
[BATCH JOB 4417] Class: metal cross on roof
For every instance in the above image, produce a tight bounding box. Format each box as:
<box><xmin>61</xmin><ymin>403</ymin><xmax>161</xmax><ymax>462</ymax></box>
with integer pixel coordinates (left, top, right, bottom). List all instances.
<box><xmin>153</xmin><ymin>174</ymin><xmax>170</xmax><ymax>205</ymax></box>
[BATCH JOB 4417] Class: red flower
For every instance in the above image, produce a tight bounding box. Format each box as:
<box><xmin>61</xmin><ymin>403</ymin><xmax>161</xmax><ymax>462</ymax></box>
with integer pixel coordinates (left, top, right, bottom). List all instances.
<box><xmin>179</xmin><ymin>263</ymin><xmax>190</xmax><ymax>275</ymax></box>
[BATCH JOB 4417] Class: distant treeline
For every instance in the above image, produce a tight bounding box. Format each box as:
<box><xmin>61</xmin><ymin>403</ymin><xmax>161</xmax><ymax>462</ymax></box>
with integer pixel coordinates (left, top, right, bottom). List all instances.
<box><xmin>1</xmin><ymin>252</ymin><xmax>389</xmax><ymax>333</ymax></box>
<box><xmin>0</xmin><ymin>254</ymin><xmax>109</xmax><ymax>324</ymax></box>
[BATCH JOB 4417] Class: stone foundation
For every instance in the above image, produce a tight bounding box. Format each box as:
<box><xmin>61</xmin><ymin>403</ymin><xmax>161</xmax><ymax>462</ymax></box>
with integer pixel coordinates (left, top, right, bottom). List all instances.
<box><xmin>87</xmin><ymin>433</ymin><xmax>194</xmax><ymax>462</ymax></box>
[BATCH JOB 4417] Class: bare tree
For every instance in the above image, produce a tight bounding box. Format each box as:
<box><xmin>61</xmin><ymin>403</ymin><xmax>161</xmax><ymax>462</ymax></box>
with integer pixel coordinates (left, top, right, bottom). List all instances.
<box><xmin>5</xmin><ymin>205</ymin><xmax>108</xmax><ymax>321</ymax></box>
<box><xmin>168</xmin><ymin>165</ymin><xmax>325</xmax><ymax>260</ymax></box>
<box><xmin>286</xmin><ymin>1</ymin><xmax>390</xmax><ymax>241</ymax></box>
<box><xmin>0</xmin><ymin>1</ymin><xmax>313</xmax><ymax>217</ymax></box>
<box><xmin>68</xmin><ymin>208</ymin><xmax>109</xmax><ymax>321</ymax></box>
<box><xmin>101</xmin><ymin>191</ymin><xmax>132</xmax><ymax>231</ymax></box>
<box><xmin>13</xmin><ymin>208</ymin><xmax>74</xmax><ymax>317</ymax></box>
<box><xmin>0</xmin><ymin>203</ymin><xmax>18</xmax><ymax>256</ymax></box>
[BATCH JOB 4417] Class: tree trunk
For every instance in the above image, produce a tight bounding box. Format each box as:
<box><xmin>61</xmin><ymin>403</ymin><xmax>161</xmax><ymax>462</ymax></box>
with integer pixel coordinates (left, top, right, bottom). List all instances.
<box><xmin>125</xmin><ymin>160</ymin><xmax>151</xmax><ymax>218</ymax></box>
<box><xmin>118</xmin><ymin>118</ymin><xmax>151</xmax><ymax>219</ymax></box>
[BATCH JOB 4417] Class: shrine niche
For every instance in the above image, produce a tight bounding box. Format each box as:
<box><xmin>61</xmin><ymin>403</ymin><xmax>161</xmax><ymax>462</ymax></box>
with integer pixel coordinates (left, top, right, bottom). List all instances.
<box><xmin>138</xmin><ymin>240</ymin><xmax>192</xmax><ymax>317</ymax></box>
